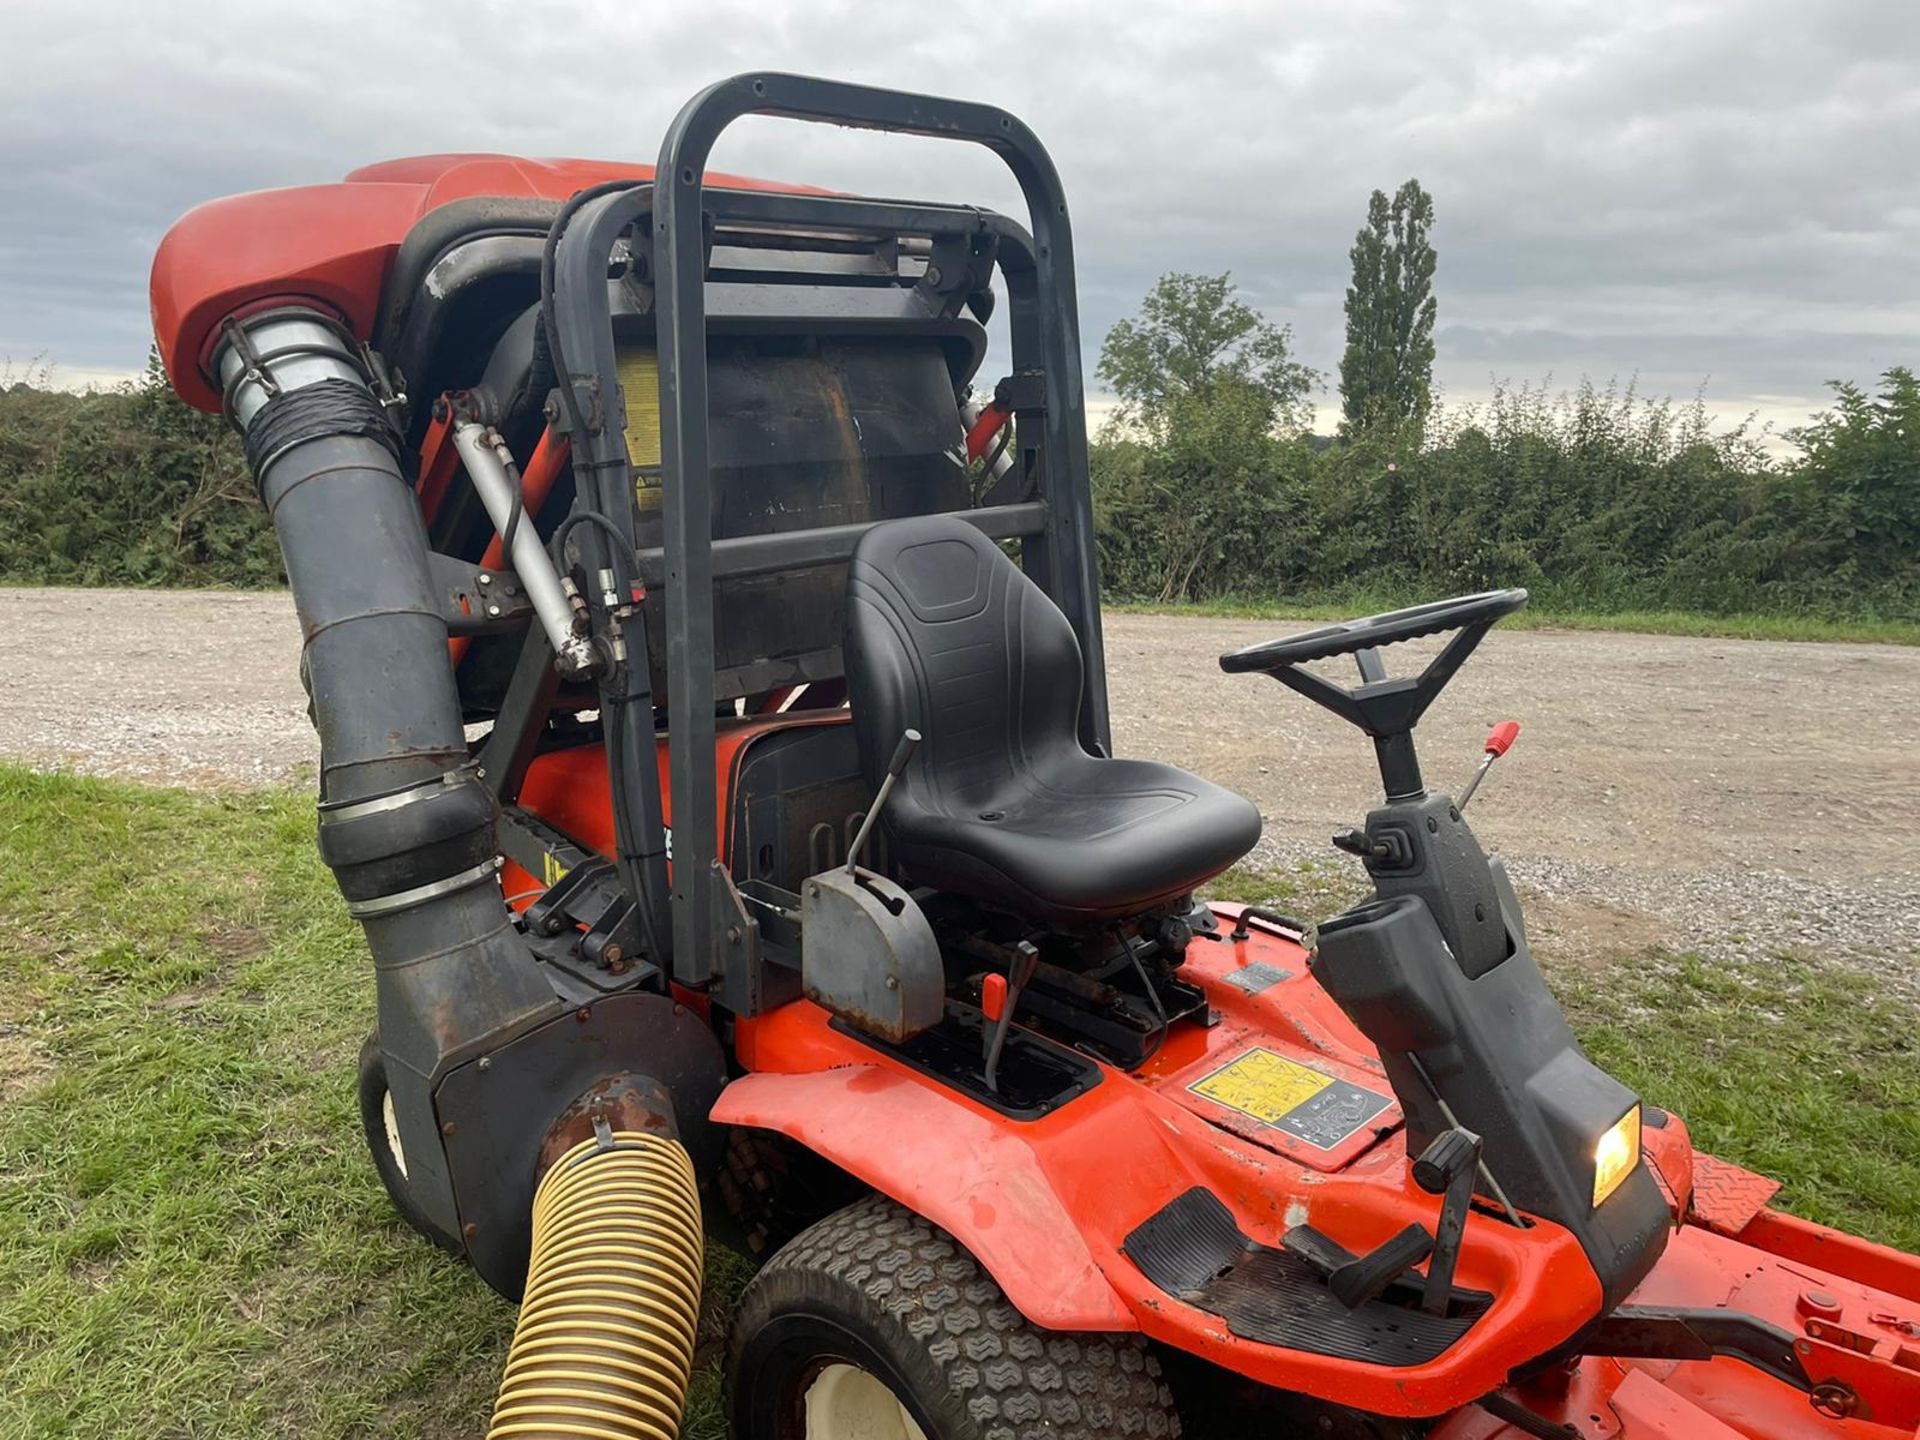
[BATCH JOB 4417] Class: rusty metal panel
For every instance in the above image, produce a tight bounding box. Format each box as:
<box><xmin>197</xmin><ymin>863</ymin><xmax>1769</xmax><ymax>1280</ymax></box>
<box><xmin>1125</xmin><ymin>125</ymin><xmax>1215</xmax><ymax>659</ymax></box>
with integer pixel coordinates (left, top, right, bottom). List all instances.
<box><xmin>800</xmin><ymin>868</ymin><xmax>943</xmax><ymax>1043</ymax></box>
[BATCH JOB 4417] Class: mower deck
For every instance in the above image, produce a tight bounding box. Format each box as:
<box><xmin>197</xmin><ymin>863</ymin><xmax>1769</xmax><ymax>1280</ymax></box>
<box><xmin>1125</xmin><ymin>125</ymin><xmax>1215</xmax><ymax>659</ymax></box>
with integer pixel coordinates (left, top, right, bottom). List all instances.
<box><xmin>1441</xmin><ymin>1214</ymin><xmax>1920</xmax><ymax>1440</ymax></box>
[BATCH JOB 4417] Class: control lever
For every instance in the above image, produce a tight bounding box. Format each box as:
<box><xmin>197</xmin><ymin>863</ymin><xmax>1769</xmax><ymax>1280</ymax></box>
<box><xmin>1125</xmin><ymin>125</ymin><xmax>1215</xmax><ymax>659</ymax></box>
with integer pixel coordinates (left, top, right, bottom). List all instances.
<box><xmin>1456</xmin><ymin>720</ymin><xmax>1520</xmax><ymax>810</ymax></box>
<box><xmin>1283</xmin><ymin>1222</ymin><xmax>1434</xmax><ymax>1310</ymax></box>
<box><xmin>1413</xmin><ymin>1126</ymin><xmax>1483</xmax><ymax>1315</ymax></box>
<box><xmin>1332</xmin><ymin>827</ymin><xmax>1406</xmax><ymax>864</ymax></box>
<box><xmin>847</xmin><ymin>728</ymin><xmax>921</xmax><ymax>876</ymax></box>
<box><xmin>982</xmin><ymin>940</ymin><xmax>1040</xmax><ymax>1094</ymax></box>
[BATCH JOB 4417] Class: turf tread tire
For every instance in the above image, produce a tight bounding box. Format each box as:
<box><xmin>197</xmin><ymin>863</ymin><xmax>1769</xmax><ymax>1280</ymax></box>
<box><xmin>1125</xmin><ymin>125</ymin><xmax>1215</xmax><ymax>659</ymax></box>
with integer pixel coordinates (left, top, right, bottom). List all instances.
<box><xmin>729</xmin><ymin>1192</ymin><xmax>1179</xmax><ymax>1440</ymax></box>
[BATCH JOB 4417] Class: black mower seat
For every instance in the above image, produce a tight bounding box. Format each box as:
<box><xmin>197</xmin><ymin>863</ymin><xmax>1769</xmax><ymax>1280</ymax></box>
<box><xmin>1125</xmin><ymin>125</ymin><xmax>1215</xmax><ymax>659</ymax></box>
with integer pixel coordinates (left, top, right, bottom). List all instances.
<box><xmin>845</xmin><ymin>515</ymin><xmax>1261</xmax><ymax>925</ymax></box>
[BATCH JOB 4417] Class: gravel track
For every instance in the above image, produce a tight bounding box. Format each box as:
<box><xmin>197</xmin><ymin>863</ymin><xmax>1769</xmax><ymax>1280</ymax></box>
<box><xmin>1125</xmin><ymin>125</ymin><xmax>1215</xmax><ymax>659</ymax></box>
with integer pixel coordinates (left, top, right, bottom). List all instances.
<box><xmin>2</xmin><ymin>588</ymin><xmax>1913</xmax><ymax>978</ymax></box>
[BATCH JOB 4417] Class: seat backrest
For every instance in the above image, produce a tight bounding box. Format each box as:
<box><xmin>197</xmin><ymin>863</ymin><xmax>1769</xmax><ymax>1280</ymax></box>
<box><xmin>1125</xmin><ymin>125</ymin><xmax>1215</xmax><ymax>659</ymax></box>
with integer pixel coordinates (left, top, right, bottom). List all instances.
<box><xmin>845</xmin><ymin>515</ymin><xmax>1084</xmax><ymax>815</ymax></box>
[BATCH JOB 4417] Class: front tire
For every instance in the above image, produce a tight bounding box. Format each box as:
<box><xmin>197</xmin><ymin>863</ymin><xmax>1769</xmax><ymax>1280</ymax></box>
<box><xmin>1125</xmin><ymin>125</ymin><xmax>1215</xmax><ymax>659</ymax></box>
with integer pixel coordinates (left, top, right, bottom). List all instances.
<box><xmin>355</xmin><ymin>1031</ymin><xmax>461</xmax><ymax>1254</ymax></box>
<box><xmin>728</xmin><ymin>1193</ymin><xmax>1179</xmax><ymax>1440</ymax></box>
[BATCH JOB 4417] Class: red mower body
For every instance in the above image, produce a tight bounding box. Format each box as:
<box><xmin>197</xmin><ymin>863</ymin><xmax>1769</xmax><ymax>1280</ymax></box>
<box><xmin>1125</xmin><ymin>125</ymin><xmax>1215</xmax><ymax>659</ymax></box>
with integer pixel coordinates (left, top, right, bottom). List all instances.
<box><xmin>505</xmin><ymin>722</ymin><xmax>1920</xmax><ymax>1434</ymax></box>
<box><xmin>151</xmin><ymin>153</ymin><xmax>818</xmax><ymax>412</ymax></box>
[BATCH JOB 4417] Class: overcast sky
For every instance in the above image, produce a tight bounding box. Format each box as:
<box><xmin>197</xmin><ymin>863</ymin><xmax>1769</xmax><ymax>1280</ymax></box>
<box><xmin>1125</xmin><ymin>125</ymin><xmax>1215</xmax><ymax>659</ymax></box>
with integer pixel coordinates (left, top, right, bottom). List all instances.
<box><xmin>3</xmin><ymin>0</ymin><xmax>1915</xmax><ymax>437</ymax></box>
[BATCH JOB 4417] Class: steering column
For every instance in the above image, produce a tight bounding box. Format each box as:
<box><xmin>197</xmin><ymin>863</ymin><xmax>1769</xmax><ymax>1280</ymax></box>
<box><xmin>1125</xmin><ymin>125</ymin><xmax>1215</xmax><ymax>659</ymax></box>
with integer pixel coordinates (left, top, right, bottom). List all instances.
<box><xmin>1219</xmin><ymin>589</ymin><xmax>1673</xmax><ymax>1314</ymax></box>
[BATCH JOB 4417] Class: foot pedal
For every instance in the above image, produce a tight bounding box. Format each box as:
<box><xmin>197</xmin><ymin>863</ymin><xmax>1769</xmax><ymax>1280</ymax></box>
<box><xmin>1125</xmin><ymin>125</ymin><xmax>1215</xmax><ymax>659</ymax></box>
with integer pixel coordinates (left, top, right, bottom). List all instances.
<box><xmin>1283</xmin><ymin>1222</ymin><xmax>1434</xmax><ymax>1310</ymax></box>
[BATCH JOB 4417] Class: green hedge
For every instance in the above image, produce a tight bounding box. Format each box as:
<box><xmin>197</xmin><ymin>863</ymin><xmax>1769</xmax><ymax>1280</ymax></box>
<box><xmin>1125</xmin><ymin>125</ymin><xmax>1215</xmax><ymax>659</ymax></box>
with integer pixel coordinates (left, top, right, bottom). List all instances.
<box><xmin>4</xmin><ymin>359</ymin><xmax>1914</xmax><ymax>624</ymax></box>
<box><xmin>1092</xmin><ymin>371</ymin><xmax>1920</xmax><ymax>620</ymax></box>
<box><xmin>0</xmin><ymin>360</ymin><xmax>280</xmax><ymax>587</ymax></box>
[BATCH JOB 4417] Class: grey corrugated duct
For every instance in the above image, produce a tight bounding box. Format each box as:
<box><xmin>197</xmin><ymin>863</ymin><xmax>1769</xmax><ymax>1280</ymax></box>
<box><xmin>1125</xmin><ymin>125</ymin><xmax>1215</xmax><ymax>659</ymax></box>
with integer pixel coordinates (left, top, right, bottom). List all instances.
<box><xmin>214</xmin><ymin>307</ymin><xmax>555</xmax><ymax>1245</ymax></box>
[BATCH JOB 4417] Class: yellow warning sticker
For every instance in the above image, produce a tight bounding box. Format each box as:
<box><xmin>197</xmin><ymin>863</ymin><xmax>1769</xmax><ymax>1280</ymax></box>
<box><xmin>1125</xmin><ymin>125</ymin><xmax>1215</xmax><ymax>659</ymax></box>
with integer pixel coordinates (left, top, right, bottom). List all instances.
<box><xmin>616</xmin><ymin>345</ymin><xmax>666</xmax><ymax>512</ymax></box>
<box><xmin>616</xmin><ymin>346</ymin><xmax>664</xmax><ymax>468</ymax></box>
<box><xmin>1191</xmin><ymin>1048</ymin><xmax>1332</xmax><ymax>1125</ymax></box>
<box><xmin>542</xmin><ymin>851</ymin><xmax>571</xmax><ymax>886</ymax></box>
<box><xmin>1188</xmin><ymin>1047</ymin><xmax>1395</xmax><ymax>1151</ymax></box>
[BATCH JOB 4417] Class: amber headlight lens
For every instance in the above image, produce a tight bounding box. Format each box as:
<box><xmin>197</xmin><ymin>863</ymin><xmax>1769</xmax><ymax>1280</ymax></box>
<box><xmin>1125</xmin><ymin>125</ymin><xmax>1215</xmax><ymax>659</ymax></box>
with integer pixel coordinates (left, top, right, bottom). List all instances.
<box><xmin>1592</xmin><ymin>1104</ymin><xmax>1642</xmax><ymax>1207</ymax></box>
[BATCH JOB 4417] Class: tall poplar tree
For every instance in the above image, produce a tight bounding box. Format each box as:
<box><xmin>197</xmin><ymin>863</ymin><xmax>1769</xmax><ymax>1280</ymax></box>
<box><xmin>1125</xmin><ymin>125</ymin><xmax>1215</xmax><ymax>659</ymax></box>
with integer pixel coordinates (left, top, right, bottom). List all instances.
<box><xmin>1339</xmin><ymin>179</ymin><xmax>1438</xmax><ymax>437</ymax></box>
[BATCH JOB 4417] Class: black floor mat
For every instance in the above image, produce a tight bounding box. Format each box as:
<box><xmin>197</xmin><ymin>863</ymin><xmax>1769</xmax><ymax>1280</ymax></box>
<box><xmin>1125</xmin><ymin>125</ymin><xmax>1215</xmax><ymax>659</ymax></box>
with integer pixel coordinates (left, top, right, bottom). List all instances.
<box><xmin>833</xmin><ymin>1007</ymin><xmax>1103</xmax><ymax>1120</ymax></box>
<box><xmin>1123</xmin><ymin>1187</ymin><xmax>1490</xmax><ymax>1366</ymax></box>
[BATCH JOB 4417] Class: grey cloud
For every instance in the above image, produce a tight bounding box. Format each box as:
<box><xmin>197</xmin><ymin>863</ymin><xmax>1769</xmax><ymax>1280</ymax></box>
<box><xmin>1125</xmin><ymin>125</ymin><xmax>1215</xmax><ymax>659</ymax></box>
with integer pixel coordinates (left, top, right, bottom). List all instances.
<box><xmin>2</xmin><ymin>0</ymin><xmax>1914</xmax><ymax>432</ymax></box>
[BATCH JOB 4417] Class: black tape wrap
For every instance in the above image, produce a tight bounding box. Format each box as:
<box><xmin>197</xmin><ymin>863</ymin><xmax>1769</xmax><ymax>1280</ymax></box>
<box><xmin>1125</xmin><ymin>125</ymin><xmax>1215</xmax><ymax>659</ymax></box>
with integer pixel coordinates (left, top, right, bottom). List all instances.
<box><xmin>244</xmin><ymin>377</ymin><xmax>402</xmax><ymax>480</ymax></box>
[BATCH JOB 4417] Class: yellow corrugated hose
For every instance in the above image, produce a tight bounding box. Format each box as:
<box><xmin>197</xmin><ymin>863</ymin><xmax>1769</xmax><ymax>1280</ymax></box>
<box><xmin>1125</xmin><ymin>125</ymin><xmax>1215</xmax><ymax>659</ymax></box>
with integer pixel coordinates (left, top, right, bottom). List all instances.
<box><xmin>487</xmin><ymin>1130</ymin><xmax>703</xmax><ymax>1440</ymax></box>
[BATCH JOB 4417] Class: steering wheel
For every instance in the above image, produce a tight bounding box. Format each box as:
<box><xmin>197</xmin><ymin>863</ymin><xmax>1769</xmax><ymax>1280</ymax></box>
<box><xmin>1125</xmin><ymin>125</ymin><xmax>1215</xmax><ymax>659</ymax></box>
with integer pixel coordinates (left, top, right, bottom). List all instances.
<box><xmin>1219</xmin><ymin>590</ymin><xmax>1529</xmax><ymax>674</ymax></box>
<box><xmin>1218</xmin><ymin>590</ymin><xmax>1529</xmax><ymax>798</ymax></box>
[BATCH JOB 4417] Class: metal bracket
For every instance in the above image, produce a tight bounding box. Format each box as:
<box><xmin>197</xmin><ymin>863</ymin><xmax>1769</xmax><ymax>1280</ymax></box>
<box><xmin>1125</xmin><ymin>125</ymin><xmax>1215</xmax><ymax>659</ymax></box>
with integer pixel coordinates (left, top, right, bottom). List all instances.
<box><xmin>1583</xmin><ymin>1305</ymin><xmax>1811</xmax><ymax>1391</ymax></box>
<box><xmin>426</xmin><ymin>550</ymin><xmax>534</xmax><ymax>635</ymax></box>
<box><xmin>361</xmin><ymin>342</ymin><xmax>408</xmax><ymax>422</ymax></box>
<box><xmin>917</xmin><ymin>218</ymin><xmax>999</xmax><ymax>319</ymax></box>
<box><xmin>219</xmin><ymin>315</ymin><xmax>281</xmax><ymax>401</ymax></box>
<box><xmin>522</xmin><ymin>856</ymin><xmax>642</xmax><ymax>972</ymax></box>
<box><xmin>564</xmin><ymin>373</ymin><xmax>607</xmax><ymax>439</ymax></box>
<box><xmin>497</xmin><ymin>805</ymin><xmax>598</xmax><ymax>884</ymax></box>
<box><xmin>715</xmin><ymin>862</ymin><xmax>807</xmax><ymax>1016</ymax></box>
<box><xmin>498</xmin><ymin>808</ymin><xmax>660</xmax><ymax>998</ymax></box>
<box><xmin>997</xmin><ymin>368</ymin><xmax>1049</xmax><ymax>416</ymax></box>
<box><xmin>714</xmin><ymin>862</ymin><xmax>761</xmax><ymax>972</ymax></box>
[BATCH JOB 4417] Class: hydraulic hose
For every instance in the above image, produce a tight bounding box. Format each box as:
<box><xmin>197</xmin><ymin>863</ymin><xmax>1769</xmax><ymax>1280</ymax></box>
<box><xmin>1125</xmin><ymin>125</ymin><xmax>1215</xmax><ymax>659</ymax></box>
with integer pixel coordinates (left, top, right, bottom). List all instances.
<box><xmin>488</xmin><ymin>1131</ymin><xmax>703</xmax><ymax>1440</ymax></box>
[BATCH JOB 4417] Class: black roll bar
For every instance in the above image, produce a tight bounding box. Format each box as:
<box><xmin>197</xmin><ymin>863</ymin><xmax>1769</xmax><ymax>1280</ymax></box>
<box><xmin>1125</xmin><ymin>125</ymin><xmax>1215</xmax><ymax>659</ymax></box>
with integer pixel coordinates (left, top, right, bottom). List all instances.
<box><xmin>547</xmin><ymin>73</ymin><xmax>1109</xmax><ymax>991</ymax></box>
<box><xmin>654</xmin><ymin>73</ymin><xmax>1107</xmax><ymax>988</ymax></box>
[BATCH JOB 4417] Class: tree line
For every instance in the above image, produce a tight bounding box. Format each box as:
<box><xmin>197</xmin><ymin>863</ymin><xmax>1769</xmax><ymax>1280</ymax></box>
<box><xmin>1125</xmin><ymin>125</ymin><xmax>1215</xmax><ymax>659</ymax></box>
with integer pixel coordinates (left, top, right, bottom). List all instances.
<box><xmin>1092</xmin><ymin>181</ymin><xmax>1918</xmax><ymax>618</ymax></box>
<box><xmin>0</xmin><ymin>358</ymin><xmax>278</xmax><ymax>587</ymax></box>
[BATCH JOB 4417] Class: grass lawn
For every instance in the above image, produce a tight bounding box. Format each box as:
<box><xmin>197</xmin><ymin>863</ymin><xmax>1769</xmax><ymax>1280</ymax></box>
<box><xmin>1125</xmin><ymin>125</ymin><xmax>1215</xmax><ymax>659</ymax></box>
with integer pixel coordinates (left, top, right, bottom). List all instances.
<box><xmin>1110</xmin><ymin>598</ymin><xmax>1920</xmax><ymax>647</ymax></box>
<box><xmin>3</xmin><ymin>766</ymin><xmax>1916</xmax><ymax>1438</ymax></box>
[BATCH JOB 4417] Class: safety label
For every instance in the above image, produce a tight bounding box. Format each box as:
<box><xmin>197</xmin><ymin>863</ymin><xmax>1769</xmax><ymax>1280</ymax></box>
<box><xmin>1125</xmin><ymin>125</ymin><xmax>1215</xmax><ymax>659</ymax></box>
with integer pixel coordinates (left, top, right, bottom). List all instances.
<box><xmin>1189</xmin><ymin>1047</ymin><xmax>1393</xmax><ymax>1151</ymax></box>
<box><xmin>1219</xmin><ymin>960</ymin><xmax>1292</xmax><ymax>995</ymax></box>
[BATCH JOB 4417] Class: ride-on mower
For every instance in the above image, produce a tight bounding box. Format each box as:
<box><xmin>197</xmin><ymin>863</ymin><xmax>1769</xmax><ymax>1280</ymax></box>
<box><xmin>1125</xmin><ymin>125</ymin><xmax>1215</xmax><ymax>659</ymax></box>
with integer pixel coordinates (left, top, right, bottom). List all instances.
<box><xmin>149</xmin><ymin>71</ymin><xmax>1920</xmax><ymax>1440</ymax></box>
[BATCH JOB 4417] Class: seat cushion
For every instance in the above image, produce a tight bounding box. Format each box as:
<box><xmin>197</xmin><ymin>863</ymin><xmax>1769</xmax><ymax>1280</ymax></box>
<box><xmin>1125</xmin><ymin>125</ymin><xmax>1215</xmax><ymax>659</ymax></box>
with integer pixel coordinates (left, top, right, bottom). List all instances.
<box><xmin>894</xmin><ymin>752</ymin><xmax>1263</xmax><ymax>924</ymax></box>
<box><xmin>845</xmin><ymin>515</ymin><xmax>1260</xmax><ymax>925</ymax></box>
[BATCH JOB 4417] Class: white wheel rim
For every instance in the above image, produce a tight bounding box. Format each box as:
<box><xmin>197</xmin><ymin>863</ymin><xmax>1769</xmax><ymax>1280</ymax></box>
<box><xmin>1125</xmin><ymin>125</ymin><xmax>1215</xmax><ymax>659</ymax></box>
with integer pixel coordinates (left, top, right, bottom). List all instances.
<box><xmin>381</xmin><ymin>1088</ymin><xmax>409</xmax><ymax>1179</ymax></box>
<box><xmin>803</xmin><ymin>1362</ymin><xmax>927</xmax><ymax>1440</ymax></box>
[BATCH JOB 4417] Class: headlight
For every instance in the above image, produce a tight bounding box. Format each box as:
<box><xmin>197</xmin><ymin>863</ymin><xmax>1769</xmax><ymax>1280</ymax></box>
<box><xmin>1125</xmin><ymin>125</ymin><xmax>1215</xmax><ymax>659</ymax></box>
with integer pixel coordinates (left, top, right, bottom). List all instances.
<box><xmin>1592</xmin><ymin>1104</ymin><xmax>1642</xmax><ymax>1207</ymax></box>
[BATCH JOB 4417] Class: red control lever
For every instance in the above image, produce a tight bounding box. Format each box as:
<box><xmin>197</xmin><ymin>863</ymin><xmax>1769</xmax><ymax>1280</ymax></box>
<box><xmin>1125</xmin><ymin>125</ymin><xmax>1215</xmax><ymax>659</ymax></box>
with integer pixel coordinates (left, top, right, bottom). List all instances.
<box><xmin>981</xmin><ymin>972</ymin><xmax>1008</xmax><ymax>1023</ymax></box>
<box><xmin>966</xmin><ymin>403</ymin><xmax>1011</xmax><ymax>462</ymax></box>
<box><xmin>1458</xmin><ymin>720</ymin><xmax>1520</xmax><ymax>809</ymax></box>
<box><xmin>981</xmin><ymin>942</ymin><xmax>1040</xmax><ymax>1094</ymax></box>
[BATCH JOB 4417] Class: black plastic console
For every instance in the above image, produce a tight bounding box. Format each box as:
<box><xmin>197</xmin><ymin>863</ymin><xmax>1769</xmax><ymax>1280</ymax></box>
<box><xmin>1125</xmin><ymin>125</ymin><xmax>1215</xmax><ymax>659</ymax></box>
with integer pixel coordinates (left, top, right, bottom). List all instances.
<box><xmin>1315</xmin><ymin>861</ymin><xmax>1669</xmax><ymax>1310</ymax></box>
